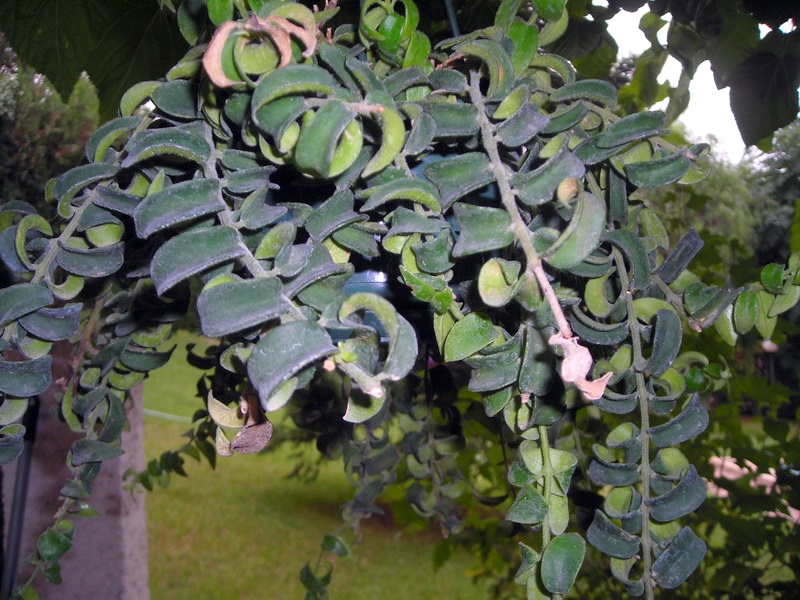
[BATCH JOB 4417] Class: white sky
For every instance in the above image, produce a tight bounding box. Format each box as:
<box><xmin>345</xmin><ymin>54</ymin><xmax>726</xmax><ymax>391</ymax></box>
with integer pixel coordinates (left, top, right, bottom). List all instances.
<box><xmin>606</xmin><ymin>8</ymin><xmax>747</xmax><ymax>162</ymax></box>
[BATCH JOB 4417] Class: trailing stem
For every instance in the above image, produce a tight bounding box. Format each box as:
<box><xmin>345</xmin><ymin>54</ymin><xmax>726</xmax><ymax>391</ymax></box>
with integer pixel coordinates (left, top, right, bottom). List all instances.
<box><xmin>614</xmin><ymin>247</ymin><xmax>654</xmax><ymax>600</ymax></box>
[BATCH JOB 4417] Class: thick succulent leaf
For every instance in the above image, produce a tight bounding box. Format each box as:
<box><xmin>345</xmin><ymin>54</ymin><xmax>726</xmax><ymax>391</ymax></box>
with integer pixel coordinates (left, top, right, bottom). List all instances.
<box><xmin>648</xmin><ymin>394</ymin><xmax>709</xmax><ymax>447</ymax></box>
<box><xmin>294</xmin><ymin>100</ymin><xmax>360</xmax><ymax>178</ymax></box>
<box><xmin>0</xmin><ymin>283</ymin><xmax>54</xmax><ymax>327</ymax></box>
<box><xmin>151</xmin><ymin>79</ymin><xmax>199</xmax><ymax>119</ymax></box>
<box><xmin>506</xmin><ymin>486</ymin><xmax>548</xmax><ymax>525</ymax></box>
<box><xmin>464</xmin><ymin>333</ymin><xmax>522</xmax><ymax>392</ymax></box>
<box><xmin>655</xmin><ymin>229</ymin><xmax>704</xmax><ymax>285</ymax></box>
<box><xmin>423</xmin><ymin>153</ymin><xmax>495</xmax><ymax>211</ymax></box>
<box><xmin>550</xmin><ymin>79</ymin><xmax>617</xmax><ymax>106</ymax></box>
<box><xmin>134</xmin><ymin>179</ymin><xmax>225</xmax><ymax>238</ymax></box>
<box><xmin>539</xmin><ymin>192</ymin><xmax>606</xmax><ymax>269</ymax></box>
<box><xmin>646</xmin><ymin>466</ymin><xmax>706</xmax><ymax>522</ymax></box>
<box><xmin>251</xmin><ymin>64</ymin><xmax>337</xmax><ymax>110</ymax></box>
<box><xmin>118</xmin><ymin>346</ymin><xmax>174</xmax><ymax>373</ymax></box>
<box><xmin>304</xmin><ymin>191</ymin><xmax>364</xmax><ymax>241</ymax></box>
<box><xmin>451</xmin><ymin>204</ymin><xmax>513</xmax><ymax>257</ymax></box>
<box><xmin>624</xmin><ymin>151</ymin><xmax>692</xmax><ymax>188</ymax></box>
<box><xmin>85</xmin><ymin>116</ymin><xmax>142</xmax><ymax>163</ymax></box>
<box><xmin>541</xmin><ymin>533</ymin><xmax>586</xmax><ymax>596</ymax></box>
<box><xmin>644</xmin><ymin>308</ymin><xmax>682</xmax><ymax>378</ymax></box>
<box><xmin>651</xmin><ymin>527</ymin><xmax>707</xmax><ymax>589</ymax></box>
<box><xmin>70</xmin><ymin>439</ymin><xmax>125</xmax><ymax>466</ymax></box>
<box><xmin>150</xmin><ymin>226</ymin><xmax>246</xmax><ymax>296</ymax></box>
<box><xmin>361</xmin><ymin>178</ymin><xmax>441</xmax><ymax>213</ymax></box>
<box><xmin>542</xmin><ymin>102</ymin><xmax>588</xmax><ymax>135</ymax></box>
<box><xmin>454</xmin><ymin>39</ymin><xmax>515</xmax><ymax>101</ymax></box>
<box><xmin>589</xmin><ymin>454</ymin><xmax>640</xmax><ymax>487</ymax></box>
<box><xmin>281</xmin><ymin>243</ymin><xmax>350</xmax><ymax>298</ymax></box>
<box><xmin>443</xmin><ymin>312</ymin><xmax>499</xmax><ymax>362</ymax></box>
<box><xmin>18</xmin><ymin>304</ymin><xmax>82</xmax><ymax>342</ymax></box>
<box><xmin>56</xmin><ymin>241</ymin><xmax>125</xmax><ymax>278</ymax></box>
<box><xmin>422</xmin><ymin>102</ymin><xmax>480</xmax><ymax>138</ymax></box>
<box><xmin>248</xmin><ymin>321</ymin><xmax>337</xmax><ymax>407</ymax></box>
<box><xmin>512</xmin><ymin>145</ymin><xmax>585</xmax><ymax>207</ymax></box>
<box><xmin>587</xmin><ymin>510</ymin><xmax>641</xmax><ymax>559</ymax></box>
<box><xmin>597</xmin><ymin>111</ymin><xmax>666</xmax><ymax>148</ymax></box>
<box><xmin>122</xmin><ymin>123</ymin><xmax>212</xmax><ymax>167</ymax></box>
<box><xmin>519</xmin><ymin>326</ymin><xmax>556</xmax><ymax>396</ymax></box>
<box><xmin>0</xmin><ymin>356</ymin><xmax>52</xmax><ymax>397</ymax></box>
<box><xmin>497</xmin><ymin>103</ymin><xmax>550</xmax><ymax>147</ymax></box>
<box><xmin>0</xmin><ymin>424</ymin><xmax>25</xmax><ymax>465</ymax></box>
<box><xmin>603</xmin><ymin>229</ymin><xmax>651</xmax><ymax>291</ymax></box>
<box><xmin>53</xmin><ymin>163</ymin><xmax>122</xmax><ymax>208</ymax></box>
<box><xmin>197</xmin><ymin>277</ymin><xmax>291</xmax><ymax>338</ymax></box>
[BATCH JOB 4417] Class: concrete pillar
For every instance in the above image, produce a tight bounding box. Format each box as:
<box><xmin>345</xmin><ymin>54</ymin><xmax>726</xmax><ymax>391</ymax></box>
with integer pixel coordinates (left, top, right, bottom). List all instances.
<box><xmin>1</xmin><ymin>343</ymin><xmax>149</xmax><ymax>599</ymax></box>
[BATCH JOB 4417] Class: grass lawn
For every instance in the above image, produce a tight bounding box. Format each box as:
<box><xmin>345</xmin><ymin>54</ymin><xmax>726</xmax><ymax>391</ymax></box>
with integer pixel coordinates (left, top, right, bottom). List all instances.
<box><xmin>143</xmin><ymin>333</ymin><xmax>489</xmax><ymax>599</ymax></box>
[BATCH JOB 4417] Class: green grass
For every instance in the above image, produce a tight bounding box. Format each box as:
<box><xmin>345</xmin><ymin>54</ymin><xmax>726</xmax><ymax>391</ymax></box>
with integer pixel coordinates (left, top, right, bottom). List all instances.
<box><xmin>144</xmin><ymin>333</ymin><xmax>488</xmax><ymax>599</ymax></box>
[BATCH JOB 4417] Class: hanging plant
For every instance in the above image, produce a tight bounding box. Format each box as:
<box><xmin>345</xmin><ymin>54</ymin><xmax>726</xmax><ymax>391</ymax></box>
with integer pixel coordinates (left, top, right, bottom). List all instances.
<box><xmin>2</xmin><ymin>0</ymin><xmax>799</xmax><ymax>597</ymax></box>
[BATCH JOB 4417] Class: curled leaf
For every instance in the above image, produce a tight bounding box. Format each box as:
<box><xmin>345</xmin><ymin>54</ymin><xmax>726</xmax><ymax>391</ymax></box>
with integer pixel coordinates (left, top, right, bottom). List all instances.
<box><xmin>203</xmin><ymin>21</ymin><xmax>241</xmax><ymax>88</ymax></box>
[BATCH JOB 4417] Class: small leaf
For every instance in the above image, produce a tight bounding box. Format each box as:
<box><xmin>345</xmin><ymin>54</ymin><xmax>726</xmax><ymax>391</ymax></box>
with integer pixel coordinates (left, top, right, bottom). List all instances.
<box><xmin>0</xmin><ymin>424</ymin><xmax>26</xmax><ymax>465</ymax></box>
<box><xmin>0</xmin><ymin>283</ymin><xmax>53</xmax><ymax>327</ymax></box>
<box><xmin>451</xmin><ymin>204</ymin><xmax>513</xmax><ymax>257</ymax></box>
<box><xmin>0</xmin><ymin>356</ymin><xmax>52</xmax><ymax>397</ymax></box>
<box><xmin>540</xmin><ymin>192</ymin><xmax>606</xmax><ymax>269</ymax></box>
<box><xmin>644</xmin><ymin>309</ymin><xmax>682</xmax><ymax>378</ymax></box>
<box><xmin>70</xmin><ymin>439</ymin><xmax>125</xmax><ymax>466</ymax></box>
<box><xmin>651</xmin><ymin>527</ymin><xmax>706</xmax><ymax>589</ymax></box>
<box><xmin>443</xmin><ymin>312</ymin><xmax>498</xmax><ymax>362</ymax></box>
<box><xmin>122</xmin><ymin>123</ymin><xmax>212</xmax><ymax>167</ymax></box>
<box><xmin>422</xmin><ymin>101</ymin><xmax>480</xmax><ymax>138</ymax></box>
<box><xmin>587</xmin><ymin>510</ymin><xmax>640</xmax><ymax>559</ymax></box>
<box><xmin>648</xmin><ymin>393</ymin><xmax>708</xmax><ymax>447</ymax></box>
<box><xmin>248</xmin><ymin>321</ymin><xmax>337</xmax><ymax>407</ymax></box>
<box><xmin>56</xmin><ymin>241</ymin><xmax>124</xmax><ymax>278</ymax></box>
<box><xmin>512</xmin><ymin>144</ymin><xmax>585</xmax><ymax>207</ymax></box>
<box><xmin>423</xmin><ymin>153</ymin><xmax>495</xmax><ymax>211</ymax></box>
<box><xmin>624</xmin><ymin>151</ymin><xmax>692</xmax><ymax>188</ymax></box>
<box><xmin>251</xmin><ymin>64</ymin><xmax>337</xmax><ymax>111</ymax></box>
<box><xmin>361</xmin><ymin>177</ymin><xmax>441</xmax><ymax>213</ymax></box>
<box><xmin>646</xmin><ymin>466</ymin><xmax>706</xmax><ymax>522</ymax></box>
<box><xmin>550</xmin><ymin>78</ymin><xmax>616</xmax><ymax>106</ymax></box>
<box><xmin>197</xmin><ymin>276</ymin><xmax>292</xmax><ymax>337</ymax></box>
<box><xmin>134</xmin><ymin>179</ymin><xmax>225</xmax><ymax>238</ymax></box>
<box><xmin>150</xmin><ymin>226</ymin><xmax>246</xmax><ymax>296</ymax></box>
<box><xmin>506</xmin><ymin>486</ymin><xmax>548</xmax><ymax>525</ymax></box>
<box><xmin>541</xmin><ymin>533</ymin><xmax>586</xmax><ymax>595</ymax></box>
<box><xmin>760</xmin><ymin>263</ymin><xmax>785</xmax><ymax>294</ymax></box>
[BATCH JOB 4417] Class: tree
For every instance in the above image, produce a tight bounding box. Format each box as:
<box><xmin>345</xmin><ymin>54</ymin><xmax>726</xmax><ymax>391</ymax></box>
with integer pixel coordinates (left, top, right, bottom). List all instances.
<box><xmin>0</xmin><ymin>1</ymin><xmax>798</xmax><ymax>599</ymax></box>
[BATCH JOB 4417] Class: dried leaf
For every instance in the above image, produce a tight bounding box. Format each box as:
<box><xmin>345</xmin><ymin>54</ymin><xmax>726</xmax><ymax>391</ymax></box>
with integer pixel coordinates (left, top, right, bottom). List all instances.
<box><xmin>548</xmin><ymin>331</ymin><xmax>612</xmax><ymax>400</ymax></box>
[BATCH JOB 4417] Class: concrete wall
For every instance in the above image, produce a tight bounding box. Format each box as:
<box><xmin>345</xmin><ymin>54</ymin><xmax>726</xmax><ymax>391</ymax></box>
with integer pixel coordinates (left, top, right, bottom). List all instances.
<box><xmin>1</xmin><ymin>344</ymin><xmax>149</xmax><ymax>599</ymax></box>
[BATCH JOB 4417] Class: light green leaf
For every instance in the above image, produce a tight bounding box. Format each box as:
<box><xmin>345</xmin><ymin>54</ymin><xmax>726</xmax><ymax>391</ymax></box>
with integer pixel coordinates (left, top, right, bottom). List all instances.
<box><xmin>541</xmin><ymin>533</ymin><xmax>585</xmax><ymax>595</ymax></box>
<box><xmin>443</xmin><ymin>312</ymin><xmax>498</xmax><ymax>362</ymax></box>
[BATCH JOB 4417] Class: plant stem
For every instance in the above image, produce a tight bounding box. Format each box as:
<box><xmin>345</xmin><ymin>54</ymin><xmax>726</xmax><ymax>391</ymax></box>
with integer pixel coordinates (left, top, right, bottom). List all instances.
<box><xmin>467</xmin><ymin>73</ymin><xmax>572</xmax><ymax>339</ymax></box>
<box><xmin>614</xmin><ymin>246</ymin><xmax>654</xmax><ymax>600</ymax></box>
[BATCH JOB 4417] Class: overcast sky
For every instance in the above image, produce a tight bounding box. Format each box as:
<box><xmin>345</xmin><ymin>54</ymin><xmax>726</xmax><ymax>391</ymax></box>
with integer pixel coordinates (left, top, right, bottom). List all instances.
<box><xmin>606</xmin><ymin>8</ymin><xmax>747</xmax><ymax>163</ymax></box>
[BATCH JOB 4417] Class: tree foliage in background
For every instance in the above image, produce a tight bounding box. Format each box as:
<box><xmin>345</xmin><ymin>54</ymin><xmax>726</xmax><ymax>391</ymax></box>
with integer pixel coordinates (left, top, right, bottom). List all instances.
<box><xmin>1</xmin><ymin>0</ymin><xmax>798</xmax><ymax>147</ymax></box>
<box><xmin>0</xmin><ymin>1</ymin><xmax>798</xmax><ymax>599</ymax></box>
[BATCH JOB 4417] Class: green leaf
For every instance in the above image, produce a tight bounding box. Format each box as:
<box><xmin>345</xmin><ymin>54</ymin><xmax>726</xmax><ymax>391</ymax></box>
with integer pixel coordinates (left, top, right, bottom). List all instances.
<box><xmin>85</xmin><ymin>116</ymin><xmax>142</xmax><ymax>163</ymax></box>
<box><xmin>423</xmin><ymin>153</ymin><xmax>495</xmax><ymax>211</ymax></box>
<box><xmin>0</xmin><ymin>283</ymin><xmax>53</xmax><ymax>327</ymax></box>
<box><xmin>478</xmin><ymin>258</ymin><xmax>521</xmax><ymax>308</ymax></box>
<box><xmin>305</xmin><ymin>191</ymin><xmax>364</xmax><ymax>241</ymax></box>
<box><xmin>597</xmin><ymin>111</ymin><xmax>666</xmax><ymax>149</ymax></box>
<box><xmin>251</xmin><ymin>64</ymin><xmax>337</xmax><ymax>111</ymax></box>
<box><xmin>645</xmin><ymin>309</ymin><xmax>682</xmax><ymax>378</ymax></box>
<box><xmin>533</xmin><ymin>0</ymin><xmax>566</xmax><ymax>21</ymax></box>
<box><xmin>151</xmin><ymin>79</ymin><xmax>200</xmax><ymax>120</ymax></box>
<box><xmin>519</xmin><ymin>326</ymin><xmax>556</xmax><ymax>396</ymax></box>
<box><xmin>150</xmin><ymin>226</ymin><xmax>246</xmax><ymax>296</ymax></box>
<box><xmin>0</xmin><ymin>0</ymin><xmax>188</xmax><ymax>121</ymax></box>
<box><xmin>541</xmin><ymin>533</ymin><xmax>585</xmax><ymax>596</ymax></box>
<box><xmin>248</xmin><ymin>321</ymin><xmax>337</xmax><ymax>407</ymax></box>
<box><xmin>540</xmin><ymin>192</ymin><xmax>606</xmax><ymax>269</ymax></box>
<box><xmin>755</xmin><ymin>290</ymin><xmax>777</xmax><ymax>340</ymax></box>
<box><xmin>512</xmin><ymin>144</ymin><xmax>585</xmax><ymax>207</ymax></box>
<box><xmin>624</xmin><ymin>151</ymin><xmax>692</xmax><ymax>188</ymax></box>
<box><xmin>464</xmin><ymin>333</ymin><xmax>522</xmax><ymax>392</ymax></box>
<box><xmin>651</xmin><ymin>527</ymin><xmax>707</xmax><ymax>589</ymax></box>
<box><xmin>648</xmin><ymin>394</ymin><xmax>708</xmax><ymax>447</ymax></box>
<box><xmin>586</xmin><ymin>510</ymin><xmax>640</xmax><ymax>559</ymax></box>
<box><xmin>508</xmin><ymin>21</ymin><xmax>539</xmax><ymax>75</ymax></box>
<box><xmin>0</xmin><ymin>424</ymin><xmax>26</xmax><ymax>465</ymax></box>
<box><xmin>647</xmin><ymin>466</ymin><xmax>706</xmax><ymax>522</ymax></box>
<box><xmin>506</xmin><ymin>486</ymin><xmax>548</xmax><ymax>525</ymax></box>
<box><xmin>733</xmin><ymin>289</ymin><xmax>759</xmax><ymax>333</ymax></box>
<box><xmin>294</xmin><ymin>100</ymin><xmax>361</xmax><ymax>178</ymax></box>
<box><xmin>53</xmin><ymin>163</ymin><xmax>122</xmax><ymax>213</ymax></box>
<box><xmin>603</xmin><ymin>229</ymin><xmax>651</xmax><ymax>291</ymax></box>
<box><xmin>760</xmin><ymin>263</ymin><xmax>785</xmax><ymax>294</ymax></box>
<box><xmin>443</xmin><ymin>312</ymin><xmax>499</xmax><ymax>362</ymax></box>
<box><xmin>207</xmin><ymin>0</ymin><xmax>234</xmax><ymax>26</ymax></box>
<box><xmin>655</xmin><ymin>230</ymin><xmax>703</xmax><ymax>285</ymax></box>
<box><xmin>496</xmin><ymin>103</ymin><xmax>549</xmax><ymax>148</ymax></box>
<box><xmin>70</xmin><ymin>439</ymin><xmax>125</xmax><ymax>466</ymax></box>
<box><xmin>550</xmin><ymin>79</ymin><xmax>617</xmax><ymax>106</ymax></box>
<box><xmin>118</xmin><ymin>346</ymin><xmax>175</xmax><ymax>373</ymax></box>
<box><xmin>0</xmin><ymin>399</ymin><xmax>28</xmax><ymax>426</ymax></box>
<box><xmin>422</xmin><ymin>101</ymin><xmax>480</xmax><ymax>139</ymax></box>
<box><xmin>454</xmin><ymin>39</ymin><xmax>515</xmax><ymax>101</ymax></box>
<box><xmin>36</xmin><ymin>523</ymin><xmax>73</xmax><ymax>562</ymax></box>
<box><xmin>56</xmin><ymin>241</ymin><xmax>124</xmax><ymax>278</ymax></box>
<box><xmin>197</xmin><ymin>277</ymin><xmax>292</xmax><ymax>338</ymax></box>
<box><xmin>0</xmin><ymin>356</ymin><xmax>52</xmax><ymax>397</ymax></box>
<box><xmin>134</xmin><ymin>179</ymin><xmax>225</xmax><ymax>238</ymax></box>
<box><xmin>361</xmin><ymin>178</ymin><xmax>442</xmax><ymax>213</ymax></box>
<box><xmin>588</xmin><ymin>454</ymin><xmax>639</xmax><ymax>486</ymax></box>
<box><xmin>122</xmin><ymin>123</ymin><xmax>212</xmax><ymax>167</ymax></box>
<box><xmin>451</xmin><ymin>203</ymin><xmax>513</xmax><ymax>257</ymax></box>
<box><xmin>321</xmin><ymin>534</ymin><xmax>350</xmax><ymax>557</ymax></box>
<box><xmin>18</xmin><ymin>304</ymin><xmax>82</xmax><ymax>342</ymax></box>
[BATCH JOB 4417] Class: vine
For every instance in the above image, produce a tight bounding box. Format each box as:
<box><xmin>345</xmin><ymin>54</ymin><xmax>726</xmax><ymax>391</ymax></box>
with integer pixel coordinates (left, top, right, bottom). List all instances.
<box><xmin>1</xmin><ymin>0</ymin><xmax>799</xmax><ymax>597</ymax></box>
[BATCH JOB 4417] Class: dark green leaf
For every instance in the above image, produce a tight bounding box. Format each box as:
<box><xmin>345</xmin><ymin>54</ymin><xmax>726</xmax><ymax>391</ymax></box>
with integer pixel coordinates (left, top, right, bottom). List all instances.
<box><xmin>423</xmin><ymin>153</ymin><xmax>495</xmax><ymax>211</ymax></box>
<box><xmin>655</xmin><ymin>230</ymin><xmax>703</xmax><ymax>284</ymax></box>
<box><xmin>603</xmin><ymin>229</ymin><xmax>651</xmax><ymax>290</ymax></box>
<box><xmin>443</xmin><ymin>312</ymin><xmax>498</xmax><ymax>362</ymax></box>
<box><xmin>122</xmin><ymin>124</ymin><xmax>212</xmax><ymax>167</ymax></box>
<box><xmin>519</xmin><ymin>326</ymin><xmax>555</xmax><ymax>396</ymax></box>
<box><xmin>361</xmin><ymin>178</ymin><xmax>441</xmax><ymax>213</ymax></box>
<box><xmin>18</xmin><ymin>304</ymin><xmax>82</xmax><ymax>342</ymax></box>
<box><xmin>597</xmin><ymin>111</ymin><xmax>666</xmax><ymax>148</ymax></box>
<box><xmin>412</xmin><ymin>232</ymin><xmax>455</xmax><ymax>275</ymax></box>
<box><xmin>0</xmin><ymin>356</ymin><xmax>52</xmax><ymax>397</ymax></box>
<box><xmin>304</xmin><ymin>191</ymin><xmax>364</xmax><ymax>241</ymax></box>
<box><xmin>651</xmin><ymin>527</ymin><xmax>707</xmax><ymax>589</ymax></box>
<box><xmin>53</xmin><ymin>164</ymin><xmax>122</xmax><ymax>205</ymax></box>
<box><xmin>56</xmin><ymin>241</ymin><xmax>124</xmax><ymax>278</ymax></box>
<box><xmin>36</xmin><ymin>524</ymin><xmax>73</xmax><ymax>562</ymax></box>
<box><xmin>512</xmin><ymin>145</ymin><xmax>585</xmax><ymax>207</ymax></box>
<box><xmin>760</xmin><ymin>263</ymin><xmax>785</xmax><ymax>294</ymax></box>
<box><xmin>197</xmin><ymin>277</ymin><xmax>292</xmax><ymax>337</ymax></box>
<box><xmin>134</xmin><ymin>179</ymin><xmax>225</xmax><ymax>238</ymax></box>
<box><xmin>251</xmin><ymin>64</ymin><xmax>337</xmax><ymax>111</ymax></box>
<box><xmin>586</xmin><ymin>510</ymin><xmax>640</xmax><ymax>559</ymax></box>
<box><xmin>118</xmin><ymin>346</ymin><xmax>175</xmax><ymax>373</ymax></box>
<box><xmin>645</xmin><ymin>309</ymin><xmax>682</xmax><ymax>378</ymax></box>
<box><xmin>540</xmin><ymin>192</ymin><xmax>606</xmax><ymax>269</ymax></box>
<box><xmin>70</xmin><ymin>439</ymin><xmax>125</xmax><ymax>466</ymax></box>
<box><xmin>588</xmin><ymin>455</ymin><xmax>639</xmax><ymax>486</ymax></box>
<box><xmin>465</xmin><ymin>333</ymin><xmax>522</xmax><ymax>392</ymax></box>
<box><xmin>422</xmin><ymin>101</ymin><xmax>480</xmax><ymax>139</ymax></box>
<box><xmin>646</xmin><ymin>466</ymin><xmax>706</xmax><ymax>522</ymax></box>
<box><xmin>550</xmin><ymin>79</ymin><xmax>617</xmax><ymax>106</ymax></box>
<box><xmin>321</xmin><ymin>534</ymin><xmax>350</xmax><ymax>557</ymax></box>
<box><xmin>624</xmin><ymin>151</ymin><xmax>692</xmax><ymax>188</ymax></box>
<box><xmin>151</xmin><ymin>79</ymin><xmax>200</xmax><ymax>119</ymax></box>
<box><xmin>150</xmin><ymin>226</ymin><xmax>246</xmax><ymax>295</ymax></box>
<box><xmin>293</xmin><ymin>99</ymin><xmax>359</xmax><ymax>178</ymax></box>
<box><xmin>85</xmin><ymin>116</ymin><xmax>142</xmax><ymax>163</ymax></box>
<box><xmin>0</xmin><ymin>424</ymin><xmax>25</xmax><ymax>465</ymax></box>
<box><xmin>496</xmin><ymin>103</ymin><xmax>550</xmax><ymax>147</ymax></box>
<box><xmin>541</xmin><ymin>533</ymin><xmax>586</xmax><ymax>595</ymax></box>
<box><xmin>648</xmin><ymin>394</ymin><xmax>708</xmax><ymax>447</ymax></box>
<box><xmin>0</xmin><ymin>283</ymin><xmax>53</xmax><ymax>327</ymax></box>
<box><xmin>451</xmin><ymin>204</ymin><xmax>513</xmax><ymax>257</ymax></box>
<box><xmin>248</xmin><ymin>321</ymin><xmax>337</xmax><ymax>406</ymax></box>
<box><xmin>506</xmin><ymin>486</ymin><xmax>548</xmax><ymax>524</ymax></box>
